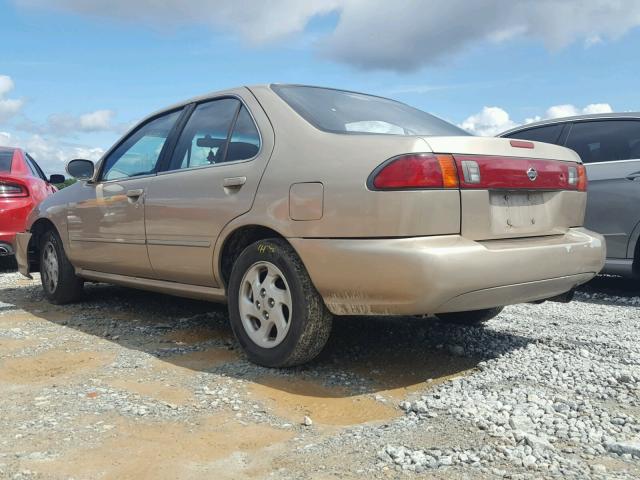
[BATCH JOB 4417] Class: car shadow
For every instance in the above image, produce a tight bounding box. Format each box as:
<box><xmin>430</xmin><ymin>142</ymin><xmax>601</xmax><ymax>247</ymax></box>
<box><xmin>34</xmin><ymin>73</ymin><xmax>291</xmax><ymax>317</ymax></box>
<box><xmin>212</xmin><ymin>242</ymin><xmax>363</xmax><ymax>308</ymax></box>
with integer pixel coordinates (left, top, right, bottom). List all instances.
<box><xmin>576</xmin><ymin>274</ymin><xmax>639</xmax><ymax>305</ymax></box>
<box><xmin>5</xmin><ymin>279</ymin><xmax>532</xmax><ymax>400</ymax></box>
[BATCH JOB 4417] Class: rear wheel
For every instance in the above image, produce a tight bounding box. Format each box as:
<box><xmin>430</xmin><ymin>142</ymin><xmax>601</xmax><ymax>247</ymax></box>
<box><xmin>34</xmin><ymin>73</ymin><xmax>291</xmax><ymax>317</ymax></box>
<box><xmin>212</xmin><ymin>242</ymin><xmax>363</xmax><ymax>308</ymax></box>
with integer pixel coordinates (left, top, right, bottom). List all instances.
<box><xmin>40</xmin><ymin>230</ymin><xmax>84</xmax><ymax>304</ymax></box>
<box><xmin>436</xmin><ymin>307</ymin><xmax>503</xmax><ymax>326</ymax></box>
<box><xmin>228</xmin><ymin>238</ymin><xmax>332</xmax><ymax>367</ymax></box>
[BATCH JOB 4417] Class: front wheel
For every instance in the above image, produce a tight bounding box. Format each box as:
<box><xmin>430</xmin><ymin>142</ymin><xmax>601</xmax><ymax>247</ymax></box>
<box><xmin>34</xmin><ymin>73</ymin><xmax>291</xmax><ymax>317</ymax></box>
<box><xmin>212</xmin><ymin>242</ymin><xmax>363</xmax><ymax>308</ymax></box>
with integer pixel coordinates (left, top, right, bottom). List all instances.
<box><xmin>40</xmin><ymin>230</ymin><xmax>84</xmax><ymax>304</ymax></box>
<box><xmin>228</xmin><ymin>238</ymin><xmax>333</xmax><ymax>367</ymax></box>
<box><xmin>436</xmin><ymin>307</ymin><xmax>503</xmax><ymax>326</ymax></box>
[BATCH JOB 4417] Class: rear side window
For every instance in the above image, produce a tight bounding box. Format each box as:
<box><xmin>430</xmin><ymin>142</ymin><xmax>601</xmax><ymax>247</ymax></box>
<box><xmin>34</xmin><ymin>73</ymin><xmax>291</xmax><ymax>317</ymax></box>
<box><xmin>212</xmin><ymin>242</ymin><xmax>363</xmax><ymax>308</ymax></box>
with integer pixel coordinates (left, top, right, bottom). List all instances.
<box><xmin>226</xmin><ymin>106</ymin><xmax>260</xmax><ymax>162</ymax></box>
<box><xmin>169</xmin><ymin>99</ymin><xmax>260</xmax><ymax>171</ymax></box>
<box><xmin>272</xmin><ymin>85</ymin><xmax>469</xmax><ymax>136</ymax></box>
<box><xmin>0</xmin><ymin>150</ymin><xmax>13</xmax><ymax>172</ymax></box>
<box><xmin>503</xmin><ymin>124</ymin><xmax>564</xmax><ymax>145</ymax></box>
<box><xmin>566</xmin><ymin>120</ymin><xmax>640</xmax><ymax>163</ymax></box>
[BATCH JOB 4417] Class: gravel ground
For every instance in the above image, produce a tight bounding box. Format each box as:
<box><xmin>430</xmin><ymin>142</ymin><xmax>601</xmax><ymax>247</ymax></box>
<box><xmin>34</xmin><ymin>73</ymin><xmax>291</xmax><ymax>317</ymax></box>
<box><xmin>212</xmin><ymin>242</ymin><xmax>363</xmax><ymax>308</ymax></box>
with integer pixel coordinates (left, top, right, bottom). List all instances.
<box><xmin>0</xmin><ymin>264</ymin><xmax>639</xmax><ymax>479</ymax></box>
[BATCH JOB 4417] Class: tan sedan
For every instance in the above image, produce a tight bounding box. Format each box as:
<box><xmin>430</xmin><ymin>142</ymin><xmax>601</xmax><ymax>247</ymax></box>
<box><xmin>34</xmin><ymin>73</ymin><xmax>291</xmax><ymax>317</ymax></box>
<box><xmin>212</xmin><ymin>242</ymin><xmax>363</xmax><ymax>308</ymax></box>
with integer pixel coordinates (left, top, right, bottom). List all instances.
<box><xmin>16</xmin><ymin>85</ymin><xmax>605</xmax><ymax>367</ymax></box>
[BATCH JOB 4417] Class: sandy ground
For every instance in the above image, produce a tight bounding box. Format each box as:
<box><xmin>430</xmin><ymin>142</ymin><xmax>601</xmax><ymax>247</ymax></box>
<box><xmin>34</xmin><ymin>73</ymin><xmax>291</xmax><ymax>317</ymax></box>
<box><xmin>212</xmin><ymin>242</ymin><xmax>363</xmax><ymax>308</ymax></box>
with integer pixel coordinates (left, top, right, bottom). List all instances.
<box><xmin>0</xmin><ymin>270</ymin><xmax>482</xmax><ymax>479</ymax></box>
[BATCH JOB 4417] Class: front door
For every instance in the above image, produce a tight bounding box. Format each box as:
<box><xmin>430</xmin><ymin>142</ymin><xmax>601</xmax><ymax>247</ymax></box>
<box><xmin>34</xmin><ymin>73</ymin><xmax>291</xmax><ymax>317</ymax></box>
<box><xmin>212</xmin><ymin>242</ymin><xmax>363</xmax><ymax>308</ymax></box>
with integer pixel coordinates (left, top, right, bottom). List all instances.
<box><xmin>565</xmin><ymin>119</ymin><xmax>640</xmax><ymax>259</ymax></box>
<box><xmin>67</xmin><ymin>109</ymin><xmax>182</xmax><ymax>276</ymax></box>
<box><xmin>144</xmin><ymin>94</ymin><xmax>273</xmax><ymax>286</ymax></box>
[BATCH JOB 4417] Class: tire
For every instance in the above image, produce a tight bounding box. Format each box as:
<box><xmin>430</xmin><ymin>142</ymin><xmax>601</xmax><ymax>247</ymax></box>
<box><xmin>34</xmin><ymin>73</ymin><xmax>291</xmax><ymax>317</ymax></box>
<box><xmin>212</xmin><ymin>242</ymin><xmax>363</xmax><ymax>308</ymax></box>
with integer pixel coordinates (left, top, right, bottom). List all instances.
<box><xmin>436</xmin><ymin>307</ymin><xmax>503</xmax><ymax>326</ymax></box>
<box><xmin>228</xmin><ymin>238</ymin><xmax>333</xmax><ymax>367</ymax></box>
<box><xmin>40</xmin><ymin>229</ymin><xmax>84</xmax><ymax>304</ymax></box>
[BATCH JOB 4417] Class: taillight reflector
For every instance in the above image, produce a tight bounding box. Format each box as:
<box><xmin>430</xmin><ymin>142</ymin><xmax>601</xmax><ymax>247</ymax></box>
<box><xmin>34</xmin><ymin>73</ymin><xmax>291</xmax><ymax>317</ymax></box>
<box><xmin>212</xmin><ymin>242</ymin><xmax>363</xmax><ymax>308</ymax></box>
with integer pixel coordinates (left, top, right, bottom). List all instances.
<box><xmin>576</xmin><ymin>164</ymin><xmax>587</xmax><ymax>191</ymax></box>
<box><xmin>370</xmin><ymin>154</ymin><xmax>459</xmax><ymax>190</ymax></box>
<box><xmin>0</xmin><ymin>181</ymin><xmax>28</xmax><ymax>198</ymax></box>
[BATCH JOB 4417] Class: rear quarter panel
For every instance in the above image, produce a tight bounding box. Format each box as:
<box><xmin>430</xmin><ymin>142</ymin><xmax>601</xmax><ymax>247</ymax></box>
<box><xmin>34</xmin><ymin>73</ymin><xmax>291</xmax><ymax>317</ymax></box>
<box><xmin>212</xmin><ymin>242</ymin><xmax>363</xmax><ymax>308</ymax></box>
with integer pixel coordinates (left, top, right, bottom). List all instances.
<box><xmin>235</xmin><ymin>85</ymin><xmax>461</xmax><ymax>239</ymax></box>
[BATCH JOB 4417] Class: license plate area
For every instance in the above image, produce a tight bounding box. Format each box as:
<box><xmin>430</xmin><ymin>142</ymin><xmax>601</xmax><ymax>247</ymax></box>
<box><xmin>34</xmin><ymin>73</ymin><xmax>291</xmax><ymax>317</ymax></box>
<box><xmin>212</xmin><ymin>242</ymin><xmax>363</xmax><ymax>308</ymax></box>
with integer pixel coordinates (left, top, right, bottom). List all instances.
<box><xmin>489</xmin><ymin>191</ymin><xmax>548</xmax><ymax>232</ymax></box>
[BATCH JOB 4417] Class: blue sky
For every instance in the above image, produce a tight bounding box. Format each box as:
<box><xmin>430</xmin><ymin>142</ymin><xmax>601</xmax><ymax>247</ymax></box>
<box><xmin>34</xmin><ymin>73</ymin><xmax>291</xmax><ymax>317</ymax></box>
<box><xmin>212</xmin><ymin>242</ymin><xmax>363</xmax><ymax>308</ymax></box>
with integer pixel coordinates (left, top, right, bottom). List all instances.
<box><xmin>1</xmin><ymin>0</ymin><xmax>639</xmax><ymax>173</ymax></box>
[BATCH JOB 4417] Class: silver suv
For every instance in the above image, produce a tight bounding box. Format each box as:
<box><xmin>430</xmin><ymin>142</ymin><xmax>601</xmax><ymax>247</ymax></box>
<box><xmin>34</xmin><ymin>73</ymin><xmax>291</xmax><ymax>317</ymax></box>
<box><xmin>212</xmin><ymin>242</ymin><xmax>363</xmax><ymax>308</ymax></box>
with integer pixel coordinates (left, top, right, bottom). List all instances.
<box><xmin>501</xmin><ymin>113</ymin><xmax>640</xmax><ymax>278</ymax></box>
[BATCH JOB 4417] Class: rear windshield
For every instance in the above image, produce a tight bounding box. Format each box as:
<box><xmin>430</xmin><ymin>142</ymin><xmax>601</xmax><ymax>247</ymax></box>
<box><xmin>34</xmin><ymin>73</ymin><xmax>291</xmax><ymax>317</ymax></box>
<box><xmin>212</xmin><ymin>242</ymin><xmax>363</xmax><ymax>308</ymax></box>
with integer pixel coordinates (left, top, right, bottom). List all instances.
<box><xmin>272</xmin><ymin>85</ymin><xmax>469</xmax><ymax>137</ymax></box>
<box><xmin>0</xmin><ymin>150</ymin><xmax>13</xmax><ymax>172</ymax></box>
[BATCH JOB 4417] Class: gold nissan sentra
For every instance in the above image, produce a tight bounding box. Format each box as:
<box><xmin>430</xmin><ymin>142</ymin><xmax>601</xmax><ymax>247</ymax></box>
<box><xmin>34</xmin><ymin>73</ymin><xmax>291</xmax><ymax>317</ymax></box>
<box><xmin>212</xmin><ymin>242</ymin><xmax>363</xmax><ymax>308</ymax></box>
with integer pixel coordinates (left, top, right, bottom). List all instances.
<box><xmin>15</xmin><ymin>85</ymin><xmax>605</xmax><ymax>367</ymax></box>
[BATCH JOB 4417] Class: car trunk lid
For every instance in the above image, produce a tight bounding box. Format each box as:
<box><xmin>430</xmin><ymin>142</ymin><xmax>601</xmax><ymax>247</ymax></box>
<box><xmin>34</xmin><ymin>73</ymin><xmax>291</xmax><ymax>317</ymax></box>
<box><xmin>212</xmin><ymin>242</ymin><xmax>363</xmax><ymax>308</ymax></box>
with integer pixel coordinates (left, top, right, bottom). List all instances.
<box><xmin>422</xmin><ymin>137</ymin><xmax>587</xmax><ymax>240</ymax></box>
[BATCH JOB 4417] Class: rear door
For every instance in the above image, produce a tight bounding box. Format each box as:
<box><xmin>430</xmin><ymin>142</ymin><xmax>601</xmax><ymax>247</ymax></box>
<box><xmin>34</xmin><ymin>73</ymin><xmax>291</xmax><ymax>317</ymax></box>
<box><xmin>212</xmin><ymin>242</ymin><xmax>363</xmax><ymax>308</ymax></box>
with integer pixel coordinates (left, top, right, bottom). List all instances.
<box><xmin>564</xmin><ymin>119</ymin><xmax>640</xmax><ymax>258</ymax></box>
<box><xmin>144</xmin><ymin>92</ymin><xmax>274</xmax><ymax>287</ymax></box>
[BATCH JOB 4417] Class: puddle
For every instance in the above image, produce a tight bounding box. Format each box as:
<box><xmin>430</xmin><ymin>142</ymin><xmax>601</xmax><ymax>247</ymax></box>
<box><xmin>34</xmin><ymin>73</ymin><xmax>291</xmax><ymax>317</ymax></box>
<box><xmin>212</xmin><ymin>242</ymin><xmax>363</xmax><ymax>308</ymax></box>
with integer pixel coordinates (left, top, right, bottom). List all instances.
<box><xmin>108</xmin><ymin>378</ymin><xmax>194</xmax><ymax>405</ymax></box>
<box><xmin>28</xmin><ymin>414</ymin><xmax>294</xmax><ymax>480</ymax></box>
<box><xmin>350</xmin><ymin>351</ymin><xmax>478</xmax><ymax>400</ymax></box>
<box><xmin>248</xmin><ymin>376</ymin><xmax>398</xmax><ymax>426</ymax></box>
<box><xmin>167</xmin><ymin>347</ymin><xmax>238</xmax><ymax>370</ymax></box>
<box><xmin>0</xmin><ymin>349</ymin><xmax>113</xmax><ymax>384</ymax></box>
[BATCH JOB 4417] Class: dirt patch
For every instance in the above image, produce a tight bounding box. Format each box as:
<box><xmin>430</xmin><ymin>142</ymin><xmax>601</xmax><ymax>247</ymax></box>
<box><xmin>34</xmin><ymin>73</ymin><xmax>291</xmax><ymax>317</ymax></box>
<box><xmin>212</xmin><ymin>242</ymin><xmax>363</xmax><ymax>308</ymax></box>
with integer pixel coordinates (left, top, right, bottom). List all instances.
<box><xmin>0</xmin><ymin>349</ymin><xmax>113</xmax><ymax>384</ymax></box>
<box><xmin>108</xmin><ymin>378</ymin><xmax>194</xmax><ymax>406</ymax></box>
<box><xmin>249</xmin><ymin>376</ymin><xmax>398</xmax><ymax>426</ymax></box>
<box><xmin>164</xmin><ymin>326</ymin><xmax>230</xmax><ymax>345</ymax></box>
<box><xmin>168</xmin><ymin>347</ymin><xmax>238</xmax><ymax>370</ymax></box>
<box><xmin>28</xmin><ymin>414</ymin><xmax>294</xmax><ymax>480</ymax></box>
<box><xmin>0</xmin><ymin>337</ymin><xmax>37</xmax><ymax>355</ymax></box>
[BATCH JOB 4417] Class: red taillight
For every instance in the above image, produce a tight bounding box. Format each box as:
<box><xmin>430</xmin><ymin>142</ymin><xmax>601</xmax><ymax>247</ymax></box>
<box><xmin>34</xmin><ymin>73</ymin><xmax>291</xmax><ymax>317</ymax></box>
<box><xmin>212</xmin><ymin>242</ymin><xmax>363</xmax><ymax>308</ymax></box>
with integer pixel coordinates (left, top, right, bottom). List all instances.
<box><xmin>0</xmin><ymin>181</ymin><xmax>28</xmax><ymax>198</ymax></box>
<box><xmin>370</xmin><ymin>154</ymin><xmax>587</xmax><ymax>192</ymax></box>
<box><xmin>370</xmin><ymin>154</ymin><xmax>459</xmax><ymax>190</ymax></box>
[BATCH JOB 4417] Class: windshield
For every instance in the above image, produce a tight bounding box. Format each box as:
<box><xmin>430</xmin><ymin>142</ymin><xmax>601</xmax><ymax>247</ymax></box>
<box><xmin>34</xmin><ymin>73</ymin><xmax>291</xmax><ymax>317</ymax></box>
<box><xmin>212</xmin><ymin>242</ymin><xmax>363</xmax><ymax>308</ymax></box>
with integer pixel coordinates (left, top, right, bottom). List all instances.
<box><xmin>272</xmin><ymin>85</ymin><xmax>469</xmax><ymax>137</ymax></box>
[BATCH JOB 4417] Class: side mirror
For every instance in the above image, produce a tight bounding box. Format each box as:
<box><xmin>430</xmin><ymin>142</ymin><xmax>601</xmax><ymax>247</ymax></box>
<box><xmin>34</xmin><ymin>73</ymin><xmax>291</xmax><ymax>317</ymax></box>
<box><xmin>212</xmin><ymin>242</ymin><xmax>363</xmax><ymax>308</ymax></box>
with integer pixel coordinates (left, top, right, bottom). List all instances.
<box><xmin>49</xmin><ymin>174</ymin><xmax>65</xmax><ymax>184</ymax></box>
<box><xmin>66</xmin><ymin>159</ymin><xmax>95</xmax><ymax>180</ymax></box>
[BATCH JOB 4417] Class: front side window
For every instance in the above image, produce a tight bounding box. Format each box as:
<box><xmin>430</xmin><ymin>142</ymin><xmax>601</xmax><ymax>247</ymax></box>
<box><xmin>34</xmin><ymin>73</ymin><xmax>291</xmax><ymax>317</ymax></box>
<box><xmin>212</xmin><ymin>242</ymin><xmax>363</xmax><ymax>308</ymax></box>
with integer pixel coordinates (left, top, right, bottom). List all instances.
<box><xmin>503</xmin><ymin>124</ymin><xmax>564</xmax><ymax>145</ymax></box>
<box><xmin>169</xmin><ymin>99</ymin><xmax>260</xmax><ymax>170</ymax></box>
<box><xmin>566</xmin><ymin>120</ymin><xmax>640</xmax><ymax>163</ymax></box>
<box><xmin>101</xmin><ymin>110</ymin><xmax>181</xmax><ymax>181</ymax></box>
<box><xmin>272</xmin><ymin>85</ymin><xmax>469</xmax><ymax>136</ymax></box>
<box><xmin>26</xmin><ymin>153</ymin><xmax>47</xmax><ymax>180</ymax></box>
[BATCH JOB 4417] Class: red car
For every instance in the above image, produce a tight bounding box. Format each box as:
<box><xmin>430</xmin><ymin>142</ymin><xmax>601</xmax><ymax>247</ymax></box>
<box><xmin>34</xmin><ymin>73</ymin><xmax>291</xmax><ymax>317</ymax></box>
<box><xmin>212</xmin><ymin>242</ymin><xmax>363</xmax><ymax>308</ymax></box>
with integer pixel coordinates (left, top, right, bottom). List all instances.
<box><xmin>0</xmin><ymin>147</ymin><xmax>63</xmax><ymax>259</ymax></box>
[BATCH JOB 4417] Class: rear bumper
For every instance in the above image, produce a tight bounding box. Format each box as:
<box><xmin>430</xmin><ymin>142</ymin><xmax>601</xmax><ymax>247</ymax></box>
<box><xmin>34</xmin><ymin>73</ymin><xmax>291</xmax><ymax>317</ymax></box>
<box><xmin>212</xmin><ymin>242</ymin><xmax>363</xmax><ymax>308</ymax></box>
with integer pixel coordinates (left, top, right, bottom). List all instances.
<box><xmin>15</xmin><ymin>232</ymin><xmax>32</xmax><ymax>277</ymax></box>
<box><xmin>290</xmin><ymin>228</ymin><xmax>605</xmax><ymax>316</ymax></box>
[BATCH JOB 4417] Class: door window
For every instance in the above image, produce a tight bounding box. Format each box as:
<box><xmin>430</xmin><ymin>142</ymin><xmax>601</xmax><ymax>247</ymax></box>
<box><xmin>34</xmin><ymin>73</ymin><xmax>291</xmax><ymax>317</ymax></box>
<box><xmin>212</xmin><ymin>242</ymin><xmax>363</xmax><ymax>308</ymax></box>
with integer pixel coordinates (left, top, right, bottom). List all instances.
<box><xmin>565</xmin><ymin>120</ymin><xmax>640</xmax><ymax>163</ymax></box>
<box><xmin>503</xmin><ymin>124</ymin><xmax>564</xmax><ymax>145</ymax></box>
<box><xmin>226</xmin><ymin>106</ymin><xmax>260</xmax><ymax>162</ymax></box>
<box><xmin>168</xmin><ymin>99</ymin><xmax>260</xmax><ymax>171</ymax></box>
<box><xmin>25</xmin><ymin>153</ymin><xmax>48</xmax><ymax>181</ymax></box>
<box><xmin>101</xmin><ymin>110</ymin><xmax>181</xmax><ymax>181</ymax></box>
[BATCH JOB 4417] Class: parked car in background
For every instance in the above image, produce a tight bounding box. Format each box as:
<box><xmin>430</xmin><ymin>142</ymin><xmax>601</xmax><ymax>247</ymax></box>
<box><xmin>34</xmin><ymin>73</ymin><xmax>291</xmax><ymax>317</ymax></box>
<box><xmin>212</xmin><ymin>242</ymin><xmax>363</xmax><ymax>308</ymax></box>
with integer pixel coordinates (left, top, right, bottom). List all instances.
<box><xmin>500</xmin><ymin>113</ymin><xmax>640</xmax><ymax>279</ymax></box>
<box><xmin>0</xmin><ymin>147</ymin><xmax>64</xmax><ymax>264</ymax></box>
<box><xmin>16</xmin><ymin>85</ymin><xmax>604</xmax><ymax>367</ymax></box>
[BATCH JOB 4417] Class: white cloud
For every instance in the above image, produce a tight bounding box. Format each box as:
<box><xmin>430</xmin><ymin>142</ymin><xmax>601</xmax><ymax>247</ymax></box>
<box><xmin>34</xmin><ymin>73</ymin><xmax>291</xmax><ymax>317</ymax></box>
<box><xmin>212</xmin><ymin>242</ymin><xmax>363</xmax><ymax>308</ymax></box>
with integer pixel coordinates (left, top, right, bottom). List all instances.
<box><xmin>459</xmin><ymin>106</ymin><xmax>516</xmax><ymax>136</ymax></box>
<box><xmin>17</xmin><ymin>0</ymin><xmax>640</xmax><ymax>71</ymax></box>
<box><xmin>541</xmin><ymin>103</ymin><xmax>613</xmax><ymax>121</ymax></box>
<box><xmin>19</xmin><ymin>109</ymin><xmax>119</xmax><ymax>136</ymax></box>
<box><xmin>462</xmin><ymin>103</ymin><xmax>615</xmax><ymax>136</ymax></box>
<box><xmin>78</xmin><ymin>109</ymin><xmax>115</xmax><ymax>131</ymax></box>
<box><xmin>0</xmin><ymin>74</ymin><xmax>24</xmax><ymax>122</ymax></box>
<box><xmin>0</xmin><ymin>130</ymin><xmax>104</xmax><ymax>174</ymax></box>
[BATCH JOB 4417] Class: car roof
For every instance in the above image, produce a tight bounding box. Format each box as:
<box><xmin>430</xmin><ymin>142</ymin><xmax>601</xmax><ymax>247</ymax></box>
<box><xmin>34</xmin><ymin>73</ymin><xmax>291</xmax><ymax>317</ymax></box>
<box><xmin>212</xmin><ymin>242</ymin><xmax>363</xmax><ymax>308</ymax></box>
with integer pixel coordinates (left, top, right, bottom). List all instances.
<box><xmin>500</xmin><ymin>112</ymin><xmax>640</xmax><ymax>136</ymax></box>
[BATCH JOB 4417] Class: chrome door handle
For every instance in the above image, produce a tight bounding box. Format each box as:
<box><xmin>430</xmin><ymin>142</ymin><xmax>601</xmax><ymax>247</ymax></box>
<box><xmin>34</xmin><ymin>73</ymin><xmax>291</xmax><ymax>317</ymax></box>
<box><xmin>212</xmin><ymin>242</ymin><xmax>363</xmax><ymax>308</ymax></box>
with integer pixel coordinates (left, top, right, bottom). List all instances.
<box><xmin>223</xmin><ymin>176</ymin><xmax>247</xmax><ymax>188</ymax></box>
<box><xmin>626</xmin><ymin>171</ymin><xmax>640</xmax><ymax>181</ymax></box>
<box><xmin>126</xmin><ymin>189</ymin><xmax>144</xmax><ymax>197</ymax></box>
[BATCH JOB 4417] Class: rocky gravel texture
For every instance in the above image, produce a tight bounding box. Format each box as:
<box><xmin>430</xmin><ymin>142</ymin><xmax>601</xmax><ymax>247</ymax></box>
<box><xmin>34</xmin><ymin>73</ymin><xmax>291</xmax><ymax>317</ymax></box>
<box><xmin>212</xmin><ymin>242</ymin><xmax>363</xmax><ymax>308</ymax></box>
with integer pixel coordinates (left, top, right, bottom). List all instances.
<box><xmin>0</xmin><ymin>267</ymin><xmax>638</xmax><ymax>479</ymax></box>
